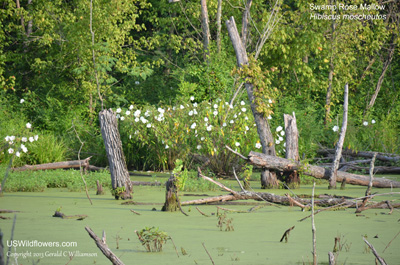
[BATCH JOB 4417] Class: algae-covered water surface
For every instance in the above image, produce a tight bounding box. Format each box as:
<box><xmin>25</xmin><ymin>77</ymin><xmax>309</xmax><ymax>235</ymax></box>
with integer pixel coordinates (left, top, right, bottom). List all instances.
<box><xmin>1</xmin><ymin>176</ymin><xmax>399</xmax><ymax>265</ymax></box>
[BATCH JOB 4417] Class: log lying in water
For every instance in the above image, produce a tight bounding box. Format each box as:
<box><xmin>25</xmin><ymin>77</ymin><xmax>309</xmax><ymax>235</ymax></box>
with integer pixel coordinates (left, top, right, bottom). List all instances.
<box><xmin>12</xmin><ymin>157</ymin><xmax>91</xmax><ymax>171</ymax></box>
<box><xmin>248</xmin><ymin>151</ymin><xmax>400</xmax><ymax>188</ymax></box>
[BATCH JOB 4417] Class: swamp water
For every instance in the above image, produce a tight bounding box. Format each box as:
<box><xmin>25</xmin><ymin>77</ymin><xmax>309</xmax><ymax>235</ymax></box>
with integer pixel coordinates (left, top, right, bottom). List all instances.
<box><xmin>1</xmin><ymin>178</ymin><xmax>399</xmax><ymax>265</ymax></box>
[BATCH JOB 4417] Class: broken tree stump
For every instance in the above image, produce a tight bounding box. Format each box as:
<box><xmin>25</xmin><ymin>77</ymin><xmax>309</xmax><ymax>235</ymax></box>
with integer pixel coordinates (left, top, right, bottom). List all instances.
<box><xmin>162</xmin><ymin>174</ymin><xmax>178</xmax><ymax>212</ymax></box>
<box><xmin>99</xmin><ymin>109</ymin><xmax>132</xmax><ymax>200</ymax></box>
<box><xmin>283</xmin><ymin>112</ymin><xmax>300</xmax><ymax>187</ymax></box>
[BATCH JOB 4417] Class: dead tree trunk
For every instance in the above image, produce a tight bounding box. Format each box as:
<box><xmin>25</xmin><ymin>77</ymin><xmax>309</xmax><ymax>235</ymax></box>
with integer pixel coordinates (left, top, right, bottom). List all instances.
<box><xmin>99</xmin><ymin>109</ymin><xmax>132</xmax><ymax>200</ymax></box>
<box><xmin>12</xmin><ymin>157</ymin><xmax>91</xmax><ymax>172</ymax></box>
<box><xmin>283</xmin><ymin>112</ymin><xmax>300</xmax><ymax>187</ymax></box>
<box><xmin>248</xmin><ymin>151</ymin><xmax>400</xmax><ymax>188</ymax></box>
<box><xmin>200</xmin><ymin>0</ymin><xmax>210</xmax><ymax>60</ymax></box>
<box><xmin>162</xmin><ymin>174</ymin><xmax>178</xmax><ymax>212</ymax></box>
<box><xmin>226</xmin><ymin>16</ymin><xmax>278</xmax><ymax>189</ymax></box>
<box><xmin>216</xmin><ymin>0</ymin><xmax>222</xmax><ymax>53</ymax></box>
<box><xmin>241</xmin><ymin>0</ymin><xmax>252</xmax><ymax>47</ymax></box>
<box><xmin>329</xmin><ymin>83</ymin><xmax>349</xmax><ymax>189</ymax></box>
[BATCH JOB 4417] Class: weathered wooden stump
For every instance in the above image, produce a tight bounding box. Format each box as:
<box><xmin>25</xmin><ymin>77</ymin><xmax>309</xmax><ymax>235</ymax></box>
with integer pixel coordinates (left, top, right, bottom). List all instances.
<box><xmin>282</xmin><ymin>112</ymin><xmax>300</xmax><ymax>188</ymax></box>
<box><xmin>161</xmin><ymin>174</ymin><xmax>178</xmax><ymax>212</ymax></box>
<box><xmin>99</xmin><ymin>109</ymin><xmax>133</xmax><ymax>200</ymax></box>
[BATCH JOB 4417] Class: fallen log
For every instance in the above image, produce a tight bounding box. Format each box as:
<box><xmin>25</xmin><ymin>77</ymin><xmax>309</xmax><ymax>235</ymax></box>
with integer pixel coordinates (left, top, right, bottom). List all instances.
<box><xmin>318</xmin><ymin>148</ymin><xmax>400</xmax><ymax>162</ymax></box>
<box><xmin>12</xmin><ymin>157</ymin><xmax>91</xmax><ymax>172</ymax></box>
<box><xmin>248</xmin><ymin>151</ymin><xmax>400</xmax><ymax>188</ymax></box>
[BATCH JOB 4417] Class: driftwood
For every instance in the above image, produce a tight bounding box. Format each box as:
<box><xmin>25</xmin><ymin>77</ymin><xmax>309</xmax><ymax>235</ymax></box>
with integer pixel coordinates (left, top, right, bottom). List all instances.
<box><xmin>318</xmin><ymin>148</ymin><xmax>400</xmax><ymax>162</ymax></box>
<box><xmin>53</xmin><ymin>211</ymin><xmax>87</xmax><ymax>220</ymax></box>
<box><xmin>248</xmin><ymin>151</ymin><xmax>400</xmax><ymax>188</ymax></box>
<box><xmin>12</xmin><ymin>157</ymin><xmax>91</xmax><ymax>172</ymax></box>
<box><xmin>85</xmin><ymin>226</ymin><xmax>125</xmax><ymax>265</ymax></box>
<box><xmin>280</xmin><ymin>226</ymin><xmax>295</xmax><ymax>243</ymax></box>
<box><xmin>363</xmin><ymin>237</ymin><xmax>387</xmax><ymax>265</ymax></box>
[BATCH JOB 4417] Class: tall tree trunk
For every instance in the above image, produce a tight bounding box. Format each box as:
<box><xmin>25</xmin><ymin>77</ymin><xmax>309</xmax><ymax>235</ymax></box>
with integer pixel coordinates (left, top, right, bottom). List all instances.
<box><xmin>200</xmin><ymin>0</ymin><xmax>210</xmax><ymax>60</ymax></box>
<box><xmin>241</xmin><ymin>0</ymin><xmax>252</xmax><ymax>47</ymax></box>
<box><xmin>329</xmin><ymin>83</ymin><xmax>349</xmax><ymax>189</ymax></box>
<box><xmin>325</xmin><ymin>3</ymin><xmax>336</xmax><ymax>124</ymax></box>
<box><xmin>216</xmin><ymin>0</ymin><xmax>222</xmax><ymax>53</ymax></box>
<box><xmin>283</xmin><ymin>112</ymin><xmax>299</xmax><ymax>187</ymax></box>
<box><xmin>226</xmin><ymin>17</ymin><xmax>278</xmax><ymax>188</ymax></box>
<box><xmin>99</xmin><ymin>109</ymin><xmax>133</xmax><ymax>199</ymax></box>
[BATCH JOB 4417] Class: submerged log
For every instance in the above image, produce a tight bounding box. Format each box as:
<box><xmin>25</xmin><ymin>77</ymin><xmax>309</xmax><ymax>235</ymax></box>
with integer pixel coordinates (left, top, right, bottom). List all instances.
<box><xmin>12</xmin><ymin>157</ymin><xmax>91</xmax><ymax>172</ymax></box>
<box><xmin>248</xmin><ymin>151</ymin><xmax>400</xmax><ymax>188</ymax></box>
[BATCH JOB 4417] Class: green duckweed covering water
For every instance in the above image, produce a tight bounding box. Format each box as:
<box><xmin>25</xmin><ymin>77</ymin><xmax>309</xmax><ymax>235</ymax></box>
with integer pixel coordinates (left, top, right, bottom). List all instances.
<box><xmin>0</xmin><ymin>176</ymin><xmax>399</xmax><ymax>265</ymax></box>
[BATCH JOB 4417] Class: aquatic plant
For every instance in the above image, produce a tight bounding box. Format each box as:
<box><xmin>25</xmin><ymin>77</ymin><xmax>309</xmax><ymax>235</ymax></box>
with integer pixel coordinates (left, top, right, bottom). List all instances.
<box><xmin>135</xmin><ymin>227</ymin><xmax>169</xmax><ymax>252</ymax></box>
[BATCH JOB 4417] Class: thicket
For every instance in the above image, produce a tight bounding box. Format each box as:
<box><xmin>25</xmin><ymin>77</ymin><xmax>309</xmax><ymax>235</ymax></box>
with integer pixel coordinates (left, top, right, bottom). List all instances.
<box><xmin>1</xmin><ymin>0</ymin><xmax>399</xmax><ymax>174</ymax></box>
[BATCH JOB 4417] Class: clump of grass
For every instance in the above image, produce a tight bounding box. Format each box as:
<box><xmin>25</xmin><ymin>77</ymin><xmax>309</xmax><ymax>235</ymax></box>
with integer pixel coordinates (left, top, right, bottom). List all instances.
<box><xmin>135</xmin><ymin>227</ymin><xmax>169</xmax><ymax>252</ymax></box>
<box><xmin>0</xmin><ymin>166</ymin><xmax>111</xmax><ymax>192</ymax></box>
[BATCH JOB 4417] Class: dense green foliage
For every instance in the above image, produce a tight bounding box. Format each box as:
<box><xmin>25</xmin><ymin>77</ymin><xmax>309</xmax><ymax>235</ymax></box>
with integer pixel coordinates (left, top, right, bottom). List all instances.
<box><xmin>1</xmin><ymin>0</ymin><xmax>399</xmax><ymax>173</ymax></box>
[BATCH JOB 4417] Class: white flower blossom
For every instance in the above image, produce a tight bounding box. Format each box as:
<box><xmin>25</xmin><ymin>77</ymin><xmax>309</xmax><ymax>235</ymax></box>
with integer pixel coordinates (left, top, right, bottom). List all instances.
<box><xmin>21</xmin><ymin>137</ymin><xmax>27</xmax><ymax>142</ymax></box>
<box><xmin>147</xmin><ymin>123</ymin><xmax>152</xmax><ymax>128</ymax></box>
<box><xmin>275</xmin><ymin>140</ymin><xmax>280</xmax><ymax>145</ymax></box>
<box><xmin>235</xmin><ymin>142</ymin><xmax>240</xmax><ymax>147</ymax></box>
<box><xmin>29</xmin><ymin>137</ymin><xmax>34</xmax><ymax>142</ymax></box>
<box><xmin>268</xmin><ymin>99</ymin><xmax>273</xmax><ymax>104</ymax></box>
<box><xmin>10</xmin><ymin>136</ymin><xmax>15</xmax><ymax>141</ymax></box>
<box><xmin>129</xmin><ymin>105</ymin><xmax>134</xmax><ymax>110</ymax></box>
<box><xmin>245</xmin><ymin>116</ymin><xmax>249</xmax><ymax>120</ymax></box>
<box><xmin>241</xmin><ymin>108</ymin><xmax>246</xmax><ymax>112</ymax></box>
<box><xmin>223</xmin><ymin>122</ymin><xmax>227</xmax><ymax>127</ymax></box>
<box><xmin>332</xmin><ymin>125</ymin><xmax>339</xmax><ymax>132</ymax></box>
<box><xmin>363</xmin><ymin>121</ymin><xmax>368</xmax><ymax>126</ymax></box>
<box><xmin>26</xmin><ymin>123</ymin><xmax>32</xmax><ymax>129</ymax></box>
<box><xmin>165</xmin><ymin>144</ymin><xmax>169</xmax><ymax>149</ymax></box>
<box><xmin>21</xmin><ymin>144</ymin><xmax>28</xmax><ymax>153</ymax></box>
<box><xmin>229</xmin><ymin>104</ymin><xmax>233</xmax><ymax>109</ymax></box>
<box><xmin>20</xmin><ymin>99</ymin><xmax>25</xmax><ymax>104</ymax></box>
<box><xmin>125</xmin><ymin>110</ymin><xmax>131</xmax><ymax>116</ymax></box>
<box><xmin>135</xmin><ymin>81</ymin><xmax>140</xmax><ymax>85</ymax></box>
<box><xmin>201</xmin><ymin>137</ymin><xmax>205</xmax><ymax>141</ymax></box>
<box><xmin>120</xmin><ymin>116</ymin><xmax>125</xmax><ymax>121</ymax></box>
<box><xmin>276</xmin><ymin>126</ymin><xmax>283</xmax><ymax>132</ymax></box>
<box><xmin>180</xmin><ymin>105</ymin><xmax>184</xmax><ymax>109</ymax></box>
<box><xmin>193</xmin><ymin>103</ymin><xmax>198</xmax><ymax>108</ymax></box>
<box><xmin>213</xmin><ymin>104</ymin><xmax>218</xmax><ymax>109</ymax></box>
<box><xmin>5</xmin><ymin>136</ymin><xmax>10</xmax><ymax>142</ymax></box>
<box><xmin>116</xmin><ymin>108</ymin><xmax>122</xmax><ymax>113</ymax></box>
<box><xmin>245</xmin><ymin>126</ymin><xmax>249</xmax><ymax>131</ymax></box>
<box><xmin>207</xmin><ymin>125</ymin><xmax>212</xmax><ymax>131</ymax></box>
<box><xmin>255</xmin><ymin>142</ymin><xmax>262</xmax><ymax>149</ymax></box>
<box><xmin>204</xmin><ymin>117</ymin><xmax>208</xmax><ymax>122</ymax></box>
<box><xmin>193</xmin><ymin>109</ymin><xmax>198</xmax><ymax>115</ymax></box>
<box><xmin>280</xmin><ymin>131</ymin><xmax>285</xmax><ymax>136</ymax></box>
<box><xmin>16</xmin><ymin>151</ymin><xmax>20</xmax><ymax>157</ymax></box>
<box><xmin>279</xmin><ymin>136</ymin><xmax>283</xmax><ymax>141</ymax></box>
<box><xmin>145</xmin><ymin>110</ymin><xmax>150</xmax><ymax>117</ymax></box>
<box><xmin>267</xmin><ymin>115</ymin><xmax>272</xmax><ymax>120</ymax></box>
<box><xmin>191</xmin><ymin>123</ymin><xmax>196</xmax><ymax>129</ymax></box>
<box><xmin>157</xmin><ymin>108</ymin><xmax>165</xmax><ymax>114</ymax></box>
<box><xmin>197</xmin><ymin>145</ymin><xmax>202</xmax><ymax>150</ymax></box>
<box><xmin>371</xmin><ymin>119</ymin><xmax>376</xmax><ymax>124</ymax></box>
<box><xmin>190</xmin><ymin>96</ymin><xmax>195</xmax><ymax>101</ymax></box>
<box><xmin>213</xmin><ymin>110</ymin><xmax>218</xmax><ymax>116</ymax></box>
<box><xmin>188</xmin><ymin>110</ymin><xmax>193</xmax><ymax>116</ymax></box>
<box><xmin>116</xmin><ymin>114</ymin><xmax>120</xmax><ymax>119</ymax></box>
<box><xmin>135</xmin><ymin>117</ymin><xmax>139</xmax><ymax>122</ymax></box>
<box><xmin>8</xmin><ymin>148</ymin><xmax>14</xmax><ymax>154</ymax></box>
<box><xmin>134</xmin><ymin>110</ymin><xmax>141</xmax><ymax>117</ymax></box>
<box><xmin>240</xmin><ymin>101</ymin><xmax>245</xmax><ymax>106</ymax></box>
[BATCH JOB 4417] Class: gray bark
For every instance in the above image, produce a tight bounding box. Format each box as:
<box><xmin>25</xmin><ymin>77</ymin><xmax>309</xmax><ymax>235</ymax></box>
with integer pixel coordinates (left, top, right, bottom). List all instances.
<box><xmin>226</xmin><ymin>16</ymin><xmax>277</xmax><ymax>188</ymax></box>
<box><xmin>99</xmin><ymin>109</ymin><xmax>132</xmax><ymax>199</ymax></box>
<box><xmin>283</xmin><ymin>112</ymin><xmax>299</xmax><ymax>186</ymax></box>
<box><xmin>241</xmin><ymin>0</ymin><xmax>252</xmax><ymax>47</ymax></box>
<box><xmin>329</xmin><ymin>83</ymin><xmax>349</xmax><ymax>189</ymax></box>
<box><xmin>248</xmin><ymin>151</ymin><xmax>400</xmax><ymax>188</ymax></box>
<box><xmin>200</xmin><ymin>0</ymin><xmax>210</xmax><ymax>59</ymax></box>
<box><xmin>216</xmin><ymin>0</ymin><xmax>222</xmax><ymax>53</ymax></box>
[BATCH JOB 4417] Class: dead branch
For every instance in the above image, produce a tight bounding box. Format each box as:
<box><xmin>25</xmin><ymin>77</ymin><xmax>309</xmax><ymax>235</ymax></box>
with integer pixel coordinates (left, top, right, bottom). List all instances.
<box><xmin>280</xmin><ymin>226</ymin><xmax>295</xmax><ymax>243</ymax></box>
<box><xmin>12</xmin><ymin>157</ymin><xmax>91</xmax><ymax>172</ymax></box>
<box><xmin>198</xmin><ymin>167</ymin><xmax>239</xmax><ymax>195</ymax></box>
<box><xmin>318</xmin><ymin>148</ymin><xmax>400</xmax><ymax>162</ymax></box>
<box><xmin>383</xmin><ymin>230</ymin><xmax>400</xmax><ymax>253</ymax></box>
<box><xmin>130</xmin><ymin>209</ymin><xmax>141</xmax><ymax>215</ymax></box>
<box><xmin>286</xmin><ymin>194</ymin><xmax>306</xmax><ymax>209</ymax></box>
<box><xmin>196</xmin><ymin>207</ymin><xmax>209</xmax><ymax>217</ymax></box>
<box><xmin>85</xmin><ymin>227</ymin><xmax>124</xmax><ymax>265</ymax></box>
<box><xmin>363</xmin><ymin>237</ymin><xmax>387</xmax><ymax>265</ymax></box>
<box><xmin>53</xmin><ymin>211</ymin><xmax>87</xmax><ymax>220</ymax></box>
